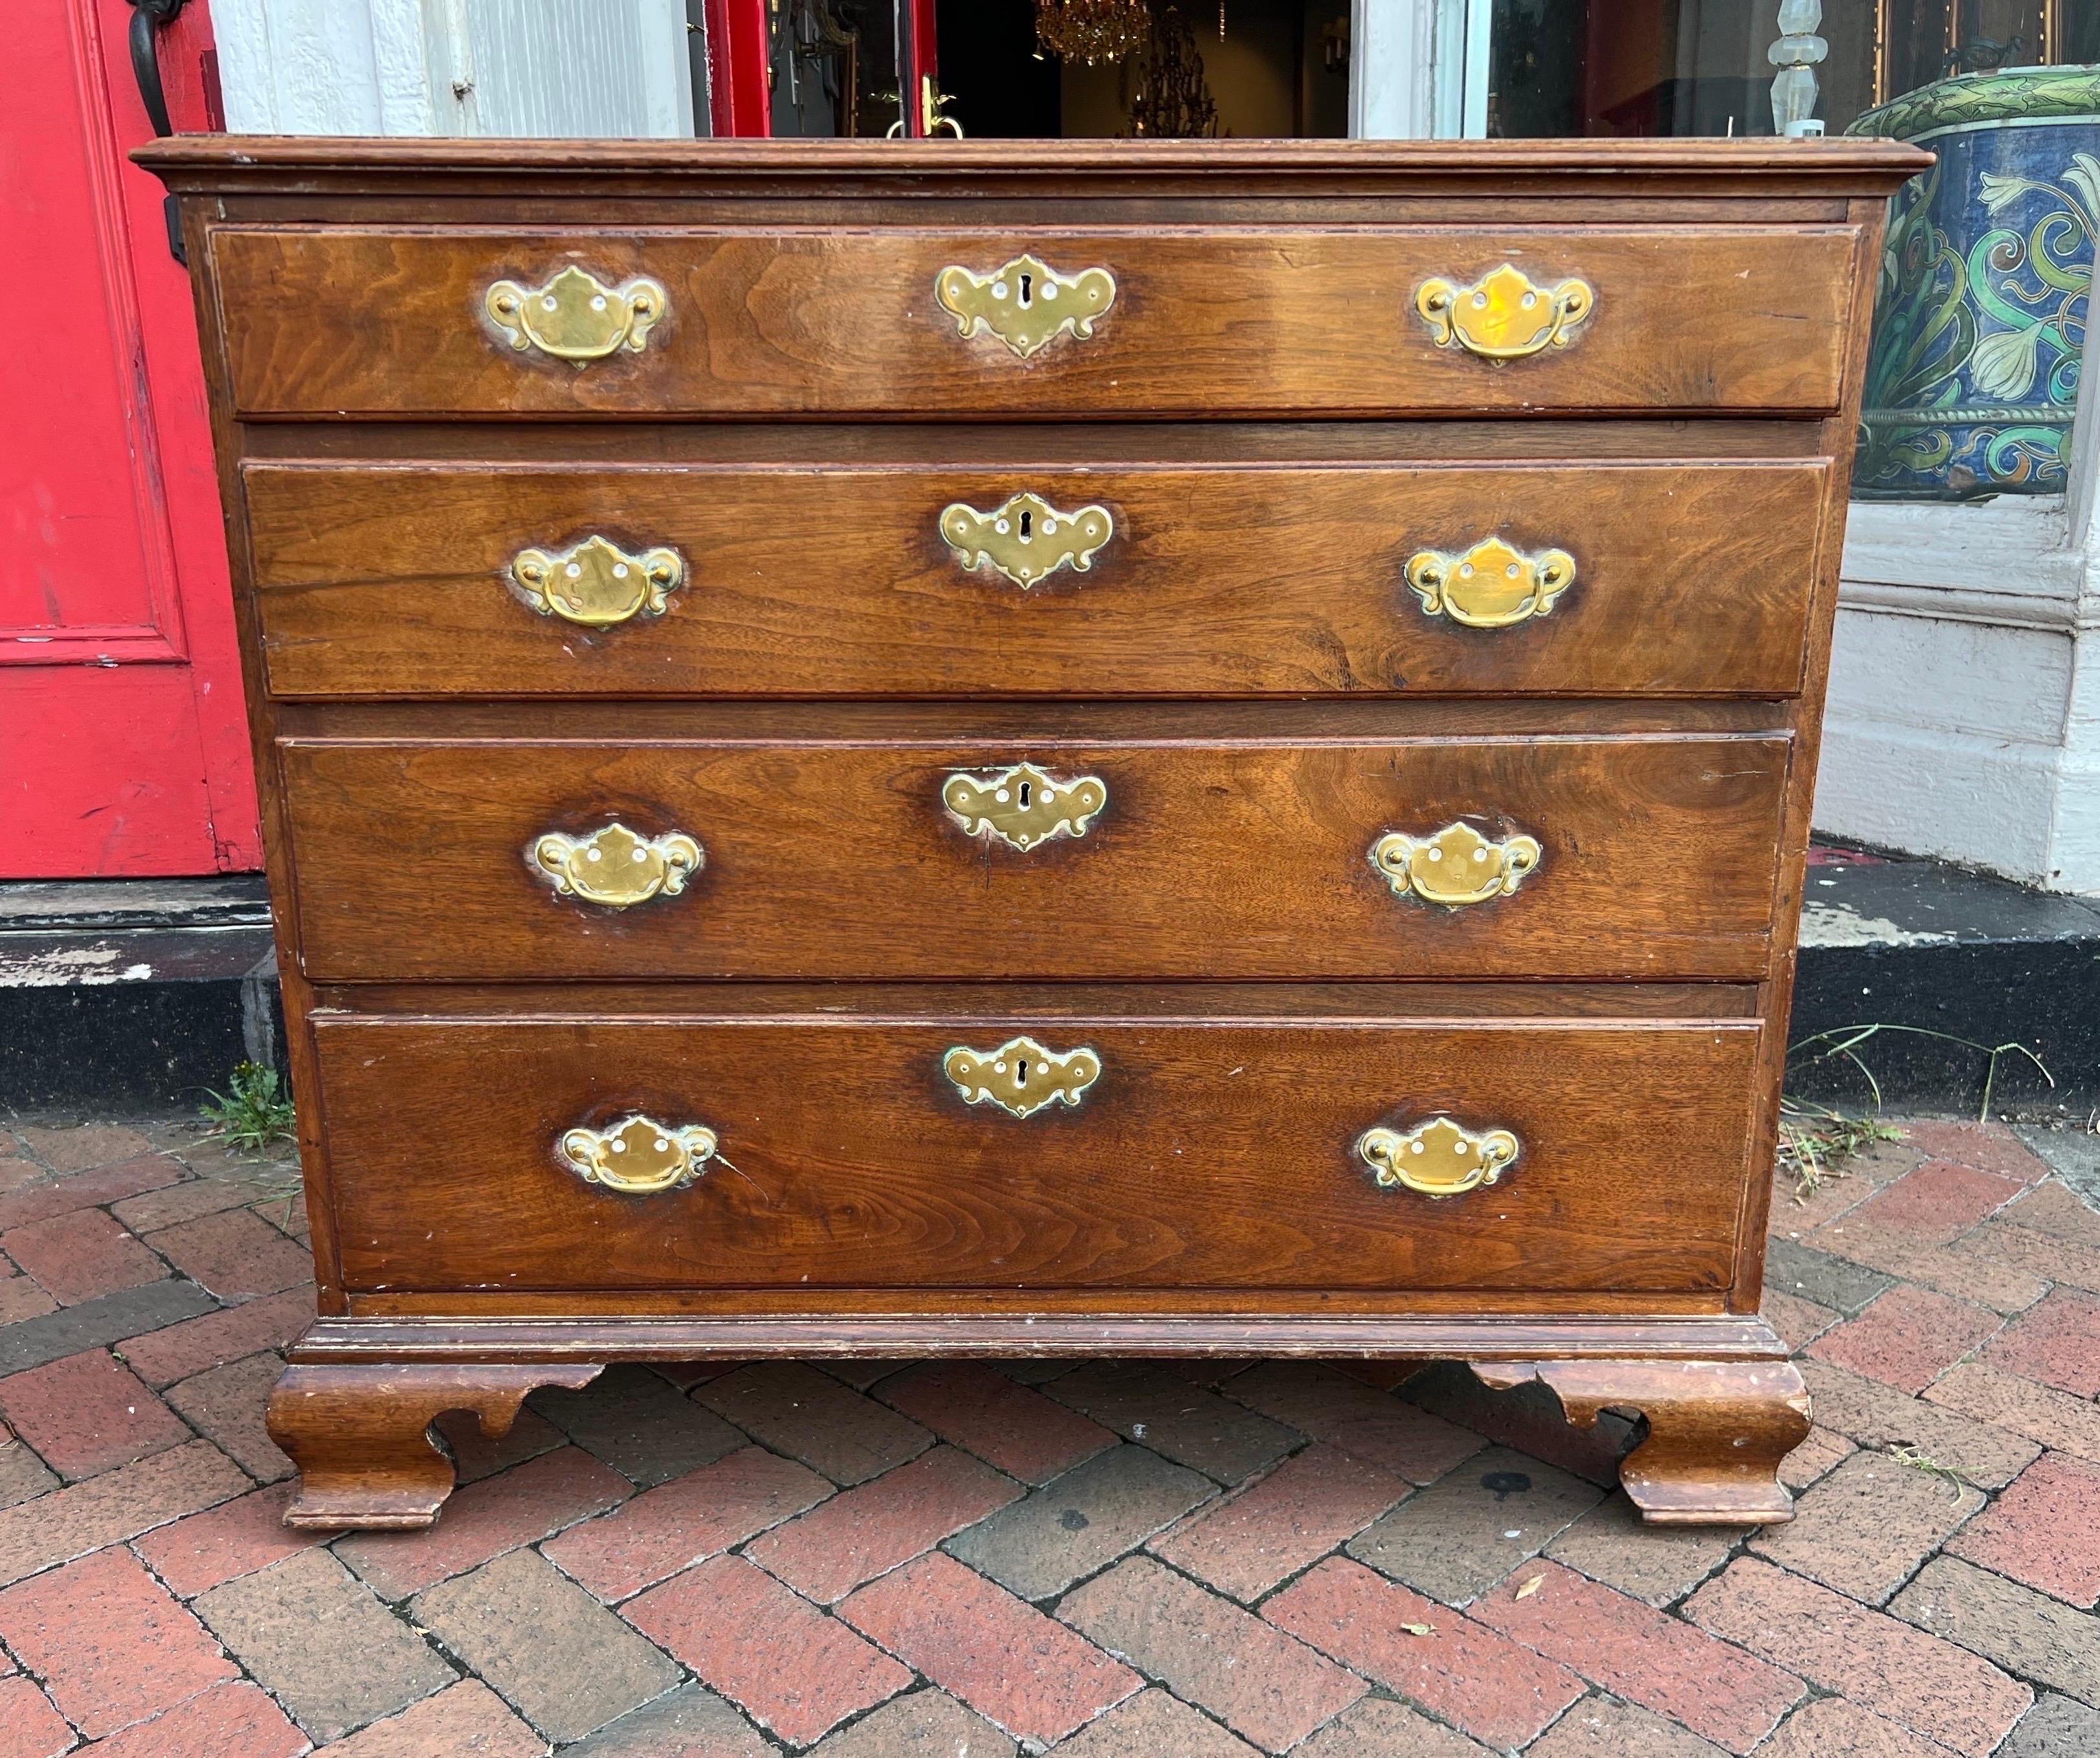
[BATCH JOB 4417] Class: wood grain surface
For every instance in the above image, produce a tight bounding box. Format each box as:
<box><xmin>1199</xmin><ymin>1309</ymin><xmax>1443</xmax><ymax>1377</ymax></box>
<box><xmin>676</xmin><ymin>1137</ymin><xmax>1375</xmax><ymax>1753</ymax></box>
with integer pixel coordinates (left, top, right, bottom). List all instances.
<box><xmin>245</xmin><ymin>459</ymin><xmax>1830</xmax><ymax>699</ymax></box>
<box><xmin>312</xmin><ymin>1014</ymin><xmax>1761</xmax><ymax>1295</ymax></box>
<box><xmin>278</xmin><ymin>732</ymin><xmax>1790</xmax><ymax>981</ymax></box>
<box><xmin>212</xmin><ymin>226</ymin><xmax>1860</xmax><ymax>417</ymax></box>
<box><xmin>135</xmin><ymin>137</ymin><xmax>1921</xmax><ymax>1528</ymax></box>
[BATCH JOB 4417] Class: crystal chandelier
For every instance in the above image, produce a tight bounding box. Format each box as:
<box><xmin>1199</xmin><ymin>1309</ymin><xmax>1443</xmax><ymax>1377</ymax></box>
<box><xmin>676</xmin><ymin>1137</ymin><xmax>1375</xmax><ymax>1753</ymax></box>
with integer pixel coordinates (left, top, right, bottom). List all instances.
<box><xmin>1035</xmin><ymin>0</ymin><xmax>1153</xmax><ymax>66</ymax></box>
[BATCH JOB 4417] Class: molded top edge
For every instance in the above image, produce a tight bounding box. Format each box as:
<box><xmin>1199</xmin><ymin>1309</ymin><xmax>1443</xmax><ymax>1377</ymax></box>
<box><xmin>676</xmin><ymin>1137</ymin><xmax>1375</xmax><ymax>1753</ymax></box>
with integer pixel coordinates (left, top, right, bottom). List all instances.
<box><xmin>135</xmin><ymin>133</ymin><xmax>1932</xmax><ymax>196</ymax></box>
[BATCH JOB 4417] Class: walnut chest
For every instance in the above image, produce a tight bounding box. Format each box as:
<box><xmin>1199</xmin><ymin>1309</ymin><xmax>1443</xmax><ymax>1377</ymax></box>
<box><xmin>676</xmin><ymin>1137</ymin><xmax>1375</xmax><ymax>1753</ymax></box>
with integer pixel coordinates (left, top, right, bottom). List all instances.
<box><xmin>143</xmin><ymin>137</ymin><xmax>1928</xmax><ymax>1530</ymax></box>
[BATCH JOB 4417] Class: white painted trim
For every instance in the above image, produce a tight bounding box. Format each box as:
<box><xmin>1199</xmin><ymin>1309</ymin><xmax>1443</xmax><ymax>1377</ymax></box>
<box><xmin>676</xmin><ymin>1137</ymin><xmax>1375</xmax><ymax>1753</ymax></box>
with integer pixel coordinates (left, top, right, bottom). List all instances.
<box><xmin>1458</xmin><ymin>0</ymin><xmax>1490</xmax><ymax>138</ymax></box>
<box><xmin>1824</xmin><ymin>474</ymin><xmax>2100</xmax><ymax>889</ymax></box>
<box><xmin>213</xmin><ymin>0</ymin><xmax>403</xmax><ymax>133</ymax></box>
<box><xmin>1348</xmin><ymin>0</ymin><xmax>1475</xmax><ymax>140</ymax></box>
<box><xmin>1842</xmin><ymin>497</ymin><xmax>2072</xmax><ymax>572</ymax></box>
<box><xmin>1838</xmin><ymin>499</ymin><xmax>2088</xmax><ymax>630</ymax></box>
<box><xmin>1430</xmin><ymin>0</ymin><xmax>1468</xmax><ymax>139</ymax></box>
<box><xmin>372</xmin><ymin>0</ymin><xmax>437</xmax><ymax>133</ymax></box>
<box><xmin>1839</xmin><ymin>579</ymin><xmax>2094</xmax><ymax>633</ymax></box>
<box><xmin>1349</xmin><ymin>0</ymin><xmax>1430</xmax><ymax>139</ymax></box>
<box><xmin>1815</xmin><ymin>713</ymin><xmax>2065</xmax><ymax>878</ymax></box>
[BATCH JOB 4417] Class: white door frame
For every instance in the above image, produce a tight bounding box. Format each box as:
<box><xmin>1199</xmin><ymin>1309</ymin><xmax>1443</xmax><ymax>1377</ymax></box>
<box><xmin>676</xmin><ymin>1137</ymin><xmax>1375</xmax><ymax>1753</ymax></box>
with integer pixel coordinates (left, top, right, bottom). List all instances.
<box><xmin>1349</xmin><ymin>0</ymin><xmax>1484</xmax><ymax>140</ymax></box>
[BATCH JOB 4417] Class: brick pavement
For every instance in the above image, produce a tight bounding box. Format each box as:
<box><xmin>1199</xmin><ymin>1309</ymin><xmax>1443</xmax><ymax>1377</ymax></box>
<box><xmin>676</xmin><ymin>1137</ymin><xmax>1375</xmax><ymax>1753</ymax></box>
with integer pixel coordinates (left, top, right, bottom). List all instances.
<box><xmin>0</xmin><ymin>1113</ymin><xmax>2095</xmax><ymax>1755</ymax></box>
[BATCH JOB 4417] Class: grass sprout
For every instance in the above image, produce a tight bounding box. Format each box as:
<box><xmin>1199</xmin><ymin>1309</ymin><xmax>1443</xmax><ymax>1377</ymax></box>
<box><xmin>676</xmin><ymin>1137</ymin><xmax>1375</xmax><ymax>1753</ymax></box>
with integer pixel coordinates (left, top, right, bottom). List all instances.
<box><xmin>1778</xmin><ymin>1103</ymin><xmax>1905</xmax><ymax>1204</ymax></box>
<box><xmin>199</xmin><ymin>1062</ymin><xmax>296</xmax><ymax>1155</ymax></box>
<box><xmin>1888</xmin><ymin>1443</ymin><xmax>1976</xmax><ymax>1500</ymax></box>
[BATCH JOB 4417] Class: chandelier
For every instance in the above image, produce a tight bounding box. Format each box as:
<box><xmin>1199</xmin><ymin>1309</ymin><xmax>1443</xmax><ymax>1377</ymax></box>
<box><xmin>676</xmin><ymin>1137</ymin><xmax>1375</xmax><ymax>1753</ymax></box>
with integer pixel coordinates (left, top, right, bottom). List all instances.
<box><xmin>1035</xmin><ymin>0</ymin><xmax>1153</xmax><ymax>66</ymax></box>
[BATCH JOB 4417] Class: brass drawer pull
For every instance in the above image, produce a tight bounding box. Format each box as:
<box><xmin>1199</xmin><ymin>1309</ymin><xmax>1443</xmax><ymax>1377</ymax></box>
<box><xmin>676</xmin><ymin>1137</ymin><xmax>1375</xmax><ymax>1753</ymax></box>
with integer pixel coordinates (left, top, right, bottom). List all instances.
<box><xmin>944</xmin><ymin>763</ymin><xmax>1107</xmax><ymax>852</ymax></box>
<box><xmin>511</xmin><ymin>536</ymin><xmax>683</xmax><ymax>627</ymax></box>
<box><xmin>945</xmin><ymin>1036</ymin><xmax>1100</xmax><ymax>1118</ymax></box>
<box><xmin>1359</xmin><ymin>1115</ymin><xmax>1520</xmax><ymax>1198</ymax></box>
<box><xmin>486</xmin><ymin>265</ymin><xmax>667</xmax><ymax>362</ymax></box>
<box><xmin>1406</xmin><ymin>538</ymin><xmax>1576</xmax><ymax>629</ymax></box>
<box><xmin>942</xmin><ymin>493</ymin><xmax>1114</xmax><ymax>589</ymax></box>
<box><xmin>936</xmin><ymin>254</ymin><xmax>1116</xmax><ymax>359</ymax></box>
<box><xmin>1416</xmin><ymin>265</ymin><xmax>1594</xmax><ymax>361</ymax></box>
<box><xmin>560</xmin><ymin>1114</ymin><xmax>717</xmax><ymax>1194</ymax></box>
<box><xmin>1371</xmin><ymin>822</ymin><xmax>1541</xmax><ymax>907</ymax></box>
<box><xmin>531</xmin><ymin>822</ymin><xmax>703</xmax><ymax>908</ymax></box>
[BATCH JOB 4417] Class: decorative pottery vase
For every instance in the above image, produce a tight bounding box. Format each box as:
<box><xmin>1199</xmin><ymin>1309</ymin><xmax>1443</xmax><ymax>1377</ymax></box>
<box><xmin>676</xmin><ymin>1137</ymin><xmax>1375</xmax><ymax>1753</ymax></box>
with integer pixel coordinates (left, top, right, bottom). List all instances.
<box><xmin>1847</xmin><ymin>66</ymin><xmax>2100</xmax><ymax>499</ymax></box>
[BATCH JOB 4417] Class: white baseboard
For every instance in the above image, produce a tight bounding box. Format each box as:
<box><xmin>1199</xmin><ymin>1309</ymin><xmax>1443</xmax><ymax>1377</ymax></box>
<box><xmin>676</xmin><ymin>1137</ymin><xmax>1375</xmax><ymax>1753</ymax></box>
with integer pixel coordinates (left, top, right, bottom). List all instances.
<box><xmin>1813</xmin><ymin>714</ymin><xmax>2063</xmax><ymax>882</ymax></box>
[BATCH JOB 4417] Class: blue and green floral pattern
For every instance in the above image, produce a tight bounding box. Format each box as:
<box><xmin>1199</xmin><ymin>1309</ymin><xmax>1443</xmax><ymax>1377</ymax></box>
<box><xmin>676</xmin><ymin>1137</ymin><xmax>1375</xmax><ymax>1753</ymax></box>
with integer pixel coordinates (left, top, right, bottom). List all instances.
<box><xmin>1848</xmin><ymin>69</ymin><xmax>2099</xmax><ymax>499</ymax></box>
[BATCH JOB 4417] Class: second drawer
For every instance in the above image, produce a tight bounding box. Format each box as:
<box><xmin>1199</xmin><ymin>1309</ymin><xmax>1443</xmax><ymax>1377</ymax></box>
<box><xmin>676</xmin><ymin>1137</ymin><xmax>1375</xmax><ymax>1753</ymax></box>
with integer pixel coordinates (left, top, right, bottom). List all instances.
<box><xmin>243</xmin><ymin>460</ymin><xmax>1831</xmax><ymax>700</ymax></box>
<box><xmin>282</xmin><ymin>733</ymin><xmax>1788</xmax><ymax>981</ymax></box>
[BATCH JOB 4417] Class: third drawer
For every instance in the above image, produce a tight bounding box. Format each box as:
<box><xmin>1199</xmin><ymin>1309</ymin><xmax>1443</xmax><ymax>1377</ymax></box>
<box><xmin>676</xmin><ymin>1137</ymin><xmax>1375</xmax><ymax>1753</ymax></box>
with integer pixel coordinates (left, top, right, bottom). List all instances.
<box><xmin>280</xmin><ymin>731</ymin><xmax>1789</xmax><ymax>981</ymax></box>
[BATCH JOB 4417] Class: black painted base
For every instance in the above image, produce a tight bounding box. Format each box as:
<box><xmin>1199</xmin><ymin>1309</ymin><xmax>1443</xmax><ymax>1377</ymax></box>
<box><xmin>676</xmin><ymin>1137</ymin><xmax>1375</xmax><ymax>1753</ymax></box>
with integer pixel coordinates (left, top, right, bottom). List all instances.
<box><xmin>1789</xmin><ymin>851</ymin><xmax>2100</xmax><ymax>1112</ymax></box>
<box><xmin>0</xmin><ymin>877</ymin><xmax>282</xmax><ymax>1112</ymax></box>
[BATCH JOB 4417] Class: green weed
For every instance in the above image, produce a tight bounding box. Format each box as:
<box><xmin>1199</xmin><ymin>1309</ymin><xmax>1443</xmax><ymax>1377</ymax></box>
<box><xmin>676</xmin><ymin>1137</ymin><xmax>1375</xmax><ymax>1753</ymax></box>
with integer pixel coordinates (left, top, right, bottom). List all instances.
<box><xmin>199</xmin><ymin>1062</ymin><xmax>296</xmax><ymax>1155</ymax></box>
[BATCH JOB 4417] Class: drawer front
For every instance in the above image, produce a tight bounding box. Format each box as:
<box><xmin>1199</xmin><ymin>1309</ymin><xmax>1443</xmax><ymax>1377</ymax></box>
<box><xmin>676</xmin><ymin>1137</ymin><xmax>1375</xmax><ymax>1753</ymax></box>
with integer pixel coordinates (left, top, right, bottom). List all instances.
<box><xmin>315</xmin><ymin>1014</ymin><xmax>1760</xmax><ymax>1295</ymax></box>
<box><xmin>246</xmin><ymin>460</ymin><xmax>1829</xmax><ymax>700</ymax></box>
<box><xmin>213</xmin><ymin>227</ymin><xmax>1858</xmax><ymax>417</ymax></box>
<box><xmin>281</xmin><ymin>735</ymin><xmax>1787</xmax><ymax>982</ymax></box>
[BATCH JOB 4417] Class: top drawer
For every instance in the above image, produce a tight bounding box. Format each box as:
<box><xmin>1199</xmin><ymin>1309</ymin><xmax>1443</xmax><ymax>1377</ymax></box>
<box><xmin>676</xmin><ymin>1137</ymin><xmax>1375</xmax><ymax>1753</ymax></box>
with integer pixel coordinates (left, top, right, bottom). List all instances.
<box><xmin>210</xmin><ymin>226</ymin><xmax>1861</xmax><ymax>420</ymax></box>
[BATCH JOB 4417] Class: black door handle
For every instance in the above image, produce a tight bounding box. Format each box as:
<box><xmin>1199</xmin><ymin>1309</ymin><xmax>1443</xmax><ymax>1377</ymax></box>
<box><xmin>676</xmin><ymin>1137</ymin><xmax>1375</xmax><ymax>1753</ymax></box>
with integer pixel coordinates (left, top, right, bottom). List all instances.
<box><xmin>127</xmin><ymin>0</ymin><xmax>191</xmax><ymax>262</ymax></box>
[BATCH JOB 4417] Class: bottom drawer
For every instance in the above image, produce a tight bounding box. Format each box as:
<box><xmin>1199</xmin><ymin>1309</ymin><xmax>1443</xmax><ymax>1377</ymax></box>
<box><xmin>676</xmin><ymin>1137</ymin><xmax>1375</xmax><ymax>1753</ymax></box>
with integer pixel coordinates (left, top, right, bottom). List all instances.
<box><xmin>315</xmin><ymin>1012</ymin><xmax>1762</xmax><ymax>1296</ymax></box>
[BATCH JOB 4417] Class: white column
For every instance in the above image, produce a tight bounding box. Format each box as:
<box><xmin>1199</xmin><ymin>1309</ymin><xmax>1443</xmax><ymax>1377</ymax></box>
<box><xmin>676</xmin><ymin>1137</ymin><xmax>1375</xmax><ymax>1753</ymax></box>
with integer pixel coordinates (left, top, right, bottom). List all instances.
<box><xmin>2048</xmin><ymin>397</ymin><xmax>2100</xmax><ymax>888</ymax></box>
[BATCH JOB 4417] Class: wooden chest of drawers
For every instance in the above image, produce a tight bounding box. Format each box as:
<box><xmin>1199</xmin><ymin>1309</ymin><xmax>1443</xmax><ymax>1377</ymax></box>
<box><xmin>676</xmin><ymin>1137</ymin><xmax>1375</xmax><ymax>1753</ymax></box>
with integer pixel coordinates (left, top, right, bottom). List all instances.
<box><xmin>144</xmin><ymin>137</ymin><xmax>1926</xmax><ymax>1531</ymax></box>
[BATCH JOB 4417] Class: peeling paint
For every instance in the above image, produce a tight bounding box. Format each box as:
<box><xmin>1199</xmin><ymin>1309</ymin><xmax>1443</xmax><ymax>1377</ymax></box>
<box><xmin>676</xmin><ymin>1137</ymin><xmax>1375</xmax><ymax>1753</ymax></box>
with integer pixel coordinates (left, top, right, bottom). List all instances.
<box><xmin>1798</xmin><ymin>901</ymin><xmax>1957</xmax><ymax>948</ymax></box>
<box><xmin>0</xmin><ymin>945</ymin><xmax>158</xmax><ymax>988</ymax></box>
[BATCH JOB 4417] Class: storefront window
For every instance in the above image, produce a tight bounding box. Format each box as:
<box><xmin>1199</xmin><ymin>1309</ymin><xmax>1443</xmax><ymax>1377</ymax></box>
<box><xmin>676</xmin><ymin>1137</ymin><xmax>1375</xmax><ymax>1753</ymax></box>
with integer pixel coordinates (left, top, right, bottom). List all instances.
<box><xmin>757</xmin><ymin>0</ymin><xmax>1351</xmax><ymax>139</ymax></box>
<box><xmin>1485</xmin><ymin>1</ymin><xmax>2096</xmax><ymax>139</ymax></box>
<box><xmin>764</xmin><ymin>1</ymin><xmax>905</xmax><ymax>138</ymax></box>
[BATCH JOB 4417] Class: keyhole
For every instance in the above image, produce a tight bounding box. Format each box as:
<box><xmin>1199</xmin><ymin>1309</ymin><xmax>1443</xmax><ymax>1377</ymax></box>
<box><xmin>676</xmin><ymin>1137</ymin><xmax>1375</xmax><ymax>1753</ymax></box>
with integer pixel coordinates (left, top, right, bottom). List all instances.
<box><xmin>1015</xmin><ymin>1060</ymin><xmax>1031</xmax><ymax>1086</ymax></box>
<box><xmin>1018</xmin><ymin>781</ymin><xmax>1033</xmax><ymax>808</ymax></box>
<box><xmin>1019</xmin><ymin>273</ymin><xmax>1034</xmax><ymax>306</ymax></box>
<box><xmin>1019</xmin><ymin>509</ymin><xmax>1033</xmax><ymax>539</ymax></box>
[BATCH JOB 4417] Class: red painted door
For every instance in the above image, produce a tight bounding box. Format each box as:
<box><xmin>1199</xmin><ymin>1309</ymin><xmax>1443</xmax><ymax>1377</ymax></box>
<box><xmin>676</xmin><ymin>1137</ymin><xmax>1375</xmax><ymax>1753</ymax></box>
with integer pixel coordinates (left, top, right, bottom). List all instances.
<box><xmin>1</xmin><ymin>0</ymin><xmax>259</xmax><ymax>877</ymax></box>
<box><xmin>907</xmin><ymin>0</ymin><xmax>942</xmax><ymax>136</ymax></box>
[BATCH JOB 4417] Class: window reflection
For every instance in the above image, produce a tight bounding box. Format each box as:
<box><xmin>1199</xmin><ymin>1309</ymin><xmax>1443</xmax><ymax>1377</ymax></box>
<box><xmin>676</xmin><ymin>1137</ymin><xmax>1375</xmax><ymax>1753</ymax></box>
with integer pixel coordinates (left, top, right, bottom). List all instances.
<box><xmin>1487</xmin><ymin>1</ymin><xmax>2097</xmax><ymax>139</ymax></box>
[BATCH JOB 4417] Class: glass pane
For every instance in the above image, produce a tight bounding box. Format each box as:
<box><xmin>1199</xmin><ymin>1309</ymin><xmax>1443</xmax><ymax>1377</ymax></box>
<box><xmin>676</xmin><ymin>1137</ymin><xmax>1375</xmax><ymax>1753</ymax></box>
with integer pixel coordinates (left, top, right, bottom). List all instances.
<box><xmin>1486</xmin><ymin>1</ymin><xmax>1584</xmax><ymax>137</ymax></box>
<box><xmin>769</xmin><ymin>0</ymin><xmax>904</xmax><ymax>138</ymax></box>
<box><xmin>1484</xmin><ymin>1</ymin><xmax>2092</xmax><ymax>141</ymax></box>
<box><xmin>2066</xmin><ymin>2</ymin><xmax>2100</xmax><ymax>62</ymax></box>
<box><xmin>931</xmin><ymin>0</ymin><xmax>1351</xmax><ymax>138</ymax></box>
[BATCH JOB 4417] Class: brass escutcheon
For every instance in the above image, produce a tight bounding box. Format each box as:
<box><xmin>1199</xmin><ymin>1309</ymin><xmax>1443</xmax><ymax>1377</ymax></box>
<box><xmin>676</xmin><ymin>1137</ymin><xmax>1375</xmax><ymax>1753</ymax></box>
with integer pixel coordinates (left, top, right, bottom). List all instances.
<box><xmin>1415</xmin><ymin>264</ymin><xmax>1595</xmax><ymax>361</ymax></box>
<box><xmin>1406</xmin><ymin>538</ymin><xmax>1577</xmax><ymax>630</ymax></box>
<box><xmin>485</xmin><ymin>265</ymin><xmax>667</xmax><ymax>363</ymax></box>
<box><xmin>1371</xmin><ymin>821</ymin><xmax>1542</xmax><ymax>908</ymax></box>
<box><xmin>559</xmin><ymin>1114</ymin><xmax>718</xmax><ymax>1194</ymax></box>
<box><xmin>942</xmin><ymin>493</ymin><xmax>1114</xmax><ymax>589</ymax></box>
<box><xmin>530</xmin><ymin>822</ymin><xmax>703</xmax><ymax>909</ymax></box>
<box><xmin>1358</xmin><ymin>1115</ymin><xmax>1521</xmax><ymax>1198</ymax></box>
<box><xmin>934</xmin><ymin>255</ymin><xmax>1116</xmax><ymax>359</ymax></box>
<box><xmin>945</xmin><ymin>1036</ymin><xmax>1101</xmax><ymax>1118</ymax></box>
<box><xmin>943</xmin><ymin>764</ymin><xmax>1107</xmax><ymax>852</ymax></box>
<box><xmin>511</xmin><ymin>535</ymin><xmax>684</xmax><ymax>627</ymax></box>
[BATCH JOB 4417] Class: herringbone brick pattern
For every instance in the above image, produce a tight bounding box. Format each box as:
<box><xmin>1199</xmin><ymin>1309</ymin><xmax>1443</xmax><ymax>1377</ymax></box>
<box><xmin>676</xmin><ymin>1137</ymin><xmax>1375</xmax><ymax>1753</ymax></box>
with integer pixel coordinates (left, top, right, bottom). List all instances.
<box><xmin>1</xmin><ymin>1114</ymin><xmax>2097</xmax><ymax>1755</ymax></box>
